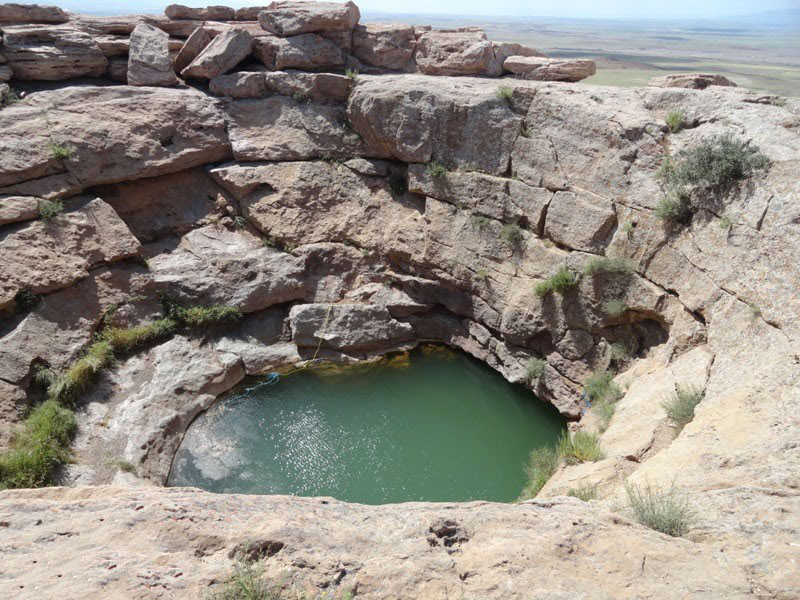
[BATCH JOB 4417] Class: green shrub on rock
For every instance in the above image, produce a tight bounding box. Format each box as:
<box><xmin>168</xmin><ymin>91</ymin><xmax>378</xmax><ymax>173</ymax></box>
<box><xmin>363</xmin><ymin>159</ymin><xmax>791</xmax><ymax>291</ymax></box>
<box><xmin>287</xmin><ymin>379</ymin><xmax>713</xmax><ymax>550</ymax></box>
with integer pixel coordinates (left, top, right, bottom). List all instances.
<box><xmin>668</xmin><ymin>134</ymin><xmax>770</xmax><ymax>190</ymax></box>
<box><xmin>524</xmin><ymin>358</ymin><xmax>546</xmax><ymax>384</ymax></box>
<box><xmin>534</xmin><ymin>266</ymin><xmax>579</xmax><ymax>297</ymax></box>
<box><xmin>665</xmin><ymin>109</ymin><xmax>686</xmax><ymax>133</ymax></box>
<box><xmin>583</xmin><ymin>256</ymin><xmax>634</xmax><ymax>276</ymax></box>
<box><xmin>425</xmin><ymin>161</ymin><xmax>447</xmax><ymax>177</ymax></box>
<box><xmin>556</xmin><ymin>430</ymin><xmax>604</xmax><ymax>465</ymax></box>
<box><xmin>662</xmin><ymin>385</ymin><xmax>704</xmax><ymax>435</ymax></box>
<box><xmin>38</xmin><ymin>198</ymin><xmax>64</xmax><ymax>223</ymax></box>
<box><xmin>626</xmin><ymin>480</ymin><xmax>695</xmax><ymax>537</ymax></box>
<box><xmin>519</xmin><ymin>446</ymin><xmax>559</xmax><ymax>500</ymax></box>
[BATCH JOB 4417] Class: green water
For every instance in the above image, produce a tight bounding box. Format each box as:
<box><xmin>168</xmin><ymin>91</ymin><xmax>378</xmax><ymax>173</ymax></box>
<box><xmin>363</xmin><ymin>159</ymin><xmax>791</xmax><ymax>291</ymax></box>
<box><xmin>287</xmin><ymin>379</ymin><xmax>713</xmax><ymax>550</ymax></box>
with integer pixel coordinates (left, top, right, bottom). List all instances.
<box><xmin>168</xmin><ymin>348</ymin><xmax>566</xmax><ymax>504</ymax></box>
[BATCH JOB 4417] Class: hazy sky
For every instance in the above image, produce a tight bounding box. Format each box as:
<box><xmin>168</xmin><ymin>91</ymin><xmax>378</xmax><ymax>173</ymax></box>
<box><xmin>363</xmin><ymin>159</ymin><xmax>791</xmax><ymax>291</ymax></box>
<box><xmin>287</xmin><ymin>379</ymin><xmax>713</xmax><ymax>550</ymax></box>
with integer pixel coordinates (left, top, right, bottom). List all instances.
<box><xmin>31</xmin><ymin>0</ymin><xmax>800</xmax><ymax>19</ymax></box>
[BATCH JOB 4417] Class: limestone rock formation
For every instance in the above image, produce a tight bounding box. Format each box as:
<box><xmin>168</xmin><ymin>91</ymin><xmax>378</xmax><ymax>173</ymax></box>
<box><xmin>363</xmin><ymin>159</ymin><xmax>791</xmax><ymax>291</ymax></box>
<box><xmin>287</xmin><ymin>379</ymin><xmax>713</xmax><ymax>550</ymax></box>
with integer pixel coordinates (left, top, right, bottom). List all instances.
<box><xmin>503</xmin><ymin>55</ymin><xmax>597</xmax><ymax>81</ymax></box>
<box><xmin>210</xmin><ymin>70</ymin><xmax>267</xmax><ymax>97</ymax></box>
<box><xmin>0</xmin><ymin>196</ymin><xmax>39</xmax><ymax>225</ymax></box>
<box><xmin>252</xmin><ymin>32</ymin><xmax>344</xmax><ymax>70</ymax></box>
<box><xmin>352</xmin><ymin>23</ymin><xmax>416</xmax><ymax>71</ymax></box>
<box><xmin>0</xmin><ymin>3</ymin><xmax>69</xmax><ymax>24</ymax></box>
<box><xmin>258</xmin><ymin>0</ymin><xmax>361</xmax><ymax>37</ymax></box>
<box><xmin>165</xmin><ymin>3</ymin><xmax>235</xmax><ymax>21</ymax></box>
<box><xmin>181</xmin><ymin>27</ymin><xmax>252</xmax><ymax>80</ymax></box>
<box><xmin>127</xmin><ymin>23</ymin><xmax>178</xmax><ymax>87</ymax></box>
<box><xmin>172</xmin><ymin>25</ymin><xmax>213</xmax><ymax>73</ymax></box>
<box><xmin>263</xmin><ymin>70</ymin><xmax>351</xmax><ymax>102</ymax></box>
<box><xmin>649</xmin><ymin>72</ymin><xmax>738</xmax><ymax>89</ymax></box>
<box><xmin>414</xmin><ymin>28</ymin><xmax>494</xmax><ymax>76</ymax></box>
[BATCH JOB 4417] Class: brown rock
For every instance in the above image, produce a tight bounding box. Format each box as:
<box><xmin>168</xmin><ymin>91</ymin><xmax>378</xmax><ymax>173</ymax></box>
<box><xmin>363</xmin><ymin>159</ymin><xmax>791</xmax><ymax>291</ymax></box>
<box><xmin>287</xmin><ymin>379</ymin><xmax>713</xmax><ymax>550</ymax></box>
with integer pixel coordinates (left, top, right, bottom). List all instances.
<box><xmin>0</xmin><ymin>63</ymin><xmax>12</xmax><ymax>82</ymax></box>
<box><xmin>263</xmin><ymin>70</ymin><xmax>351</xmax><ymax>103</ymax></box>
<box><xmin>258</xmin><ymin>1</ymin><xmax>360</xmax><ymax>37</ymax></box>
<box><xmin>209</xmin><ymin>71</ymin><xmax>266</xmax><ymax>98</ymax></box>
<box><xmin>503</xmin><ymin>56</ymin><xmax>596</xmax><ymax>82</ymax></box>
<box><xmin>0</xmin><ymin>196</ymin><xmax>39</xmax><ymax>225</ymax></box>
<box><xmin>352</xmin><ymin>23</ymin><xmax>416</xmax><ymax>71</ymax></box>
<box><xmin>93</xmin><ymin>34</ymin><xmax>130</xmax><ymax>58</ymax></box>
<box><xmin>543</xmin><ymin>190</ymin><xmax>617</xmax><ymax>252</ymax></box>
<box><xmin>649</xmin><ymin>73</ymin><xmax>738</xmax><ymax>89</ymax></box>
<box><xmin>227</xmin><ymin>97</ymin><xmax>367</xmax><ymax>161</ymax></box>
<box><xmin>0</xmin><ymin>197</ymin><xmax>141</xmax><ymax>313</ymax></box>
<box><xmin>165</xmin><ymin>4</ymin><xmax>235</xmax><ymax>21</ymax></box>
<box><xmin>127</xmin><ymin>23</ymin><xmax>179</xmax><ymax>87</ymax></box>
<box><xmin>173</xmin><ymin>27</ymin><xmax>213</xmax><ymax>73</ymax></box>
<box><xmin>106</xmin><ymin>57</ymin><xmax>128</xmax><ymax>82</ymax></box>
<box><xmin>234</xmin><ymin>6</ymin><xmax>269</xmax><ymax>21</ymax></box>
<box><xmin>414</xmin><ymin>28</ymin><xmax>493</xmax><ymax>76</ymax></box>
<box><xmin>0</xmin><ymin>3</ymin><xmax>69</xmax><ymax>24</ymax></box>
<box><xmin>181</xmin><ymin>27</ymin><xmax>252</xmax><ymax>80</ymax></box>
<box><xmin>0</xmin><ymin>25</ymin><xmax>108</xmax><ymax>80</ymax></box>
<box><xmin>489</xmin><ymin>42</ymin><xmax>544</xmax><ymax>76</ymax></box>
<box><xmin>252</xmin><ymin>33</ymin><xmax>343</xmax><ymax>70</ymax></box>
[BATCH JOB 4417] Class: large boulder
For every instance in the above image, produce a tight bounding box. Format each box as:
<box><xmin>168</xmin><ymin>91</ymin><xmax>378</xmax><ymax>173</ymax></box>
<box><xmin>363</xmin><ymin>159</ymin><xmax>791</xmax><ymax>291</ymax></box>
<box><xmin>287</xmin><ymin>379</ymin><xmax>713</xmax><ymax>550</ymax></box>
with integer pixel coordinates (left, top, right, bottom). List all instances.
<box><xmin>352</xmin><ymin>24</ymin><xmax>416</xmax><ymax>71</ymax></box>
<box><xmin>181</xmin><ymin>28</ymin><xmax>252</xmax><ymax>80</ymax></box>
<box><xmin>503</xmin><ymin>56</ymin><xmax>596</xmax><ymax>82</ymax></box>
<box><xmin>348</xmin><ymin>75</ymin><xmax>521</xmax><ymax>175</ymax></box>
<box><xmin>173</xmin><ymin>26</ymin><xmax>213</xmax><ymax>73</ymax></box>
<box><xmin>648</xmin><ymin>73</ymin><xmax>738</xmax><ymax>89</ymax></box>
<box><xmin>147</xmin><ymin>225</ymin><xmax>307</xmax><ymax>313</ymax></box>
<box><xmin>488</xmin><ymin>42</ymin><xmax>543</xmax><ymax>76</ymax></box>
<box><xmin>258</xmin><ymin>1</ymin><xmax>360</xmax><ymax>36</ymax></box>
<box><xmin>252</xmin><ymin>33</ymin><xmax>343</xmax><ymax>70</ymax></box>
<box><xmin>227</xmin><ymin>97</ymin><xmax>367</xmax><ymax>161</ymax></box>
<box><xmin>0</xmin><ymin>196</ymin><xmax>39</xmax><ymax>226</ymax></box>
<box><xmin>289</xmin><ymin>303</ymin><xmax>415</xmax><ymax>352</ymax></box>
<box><xmin>209</xmin><ymin>71</ymin><xmax>267</xmax><ymax>98</ymax></box>
<box><xmin>263</xmin><ymin>70</ymin><xmax>351</xmax><ymax>103</ymax></box>
<box><xmin>0</xmin><ymin>196</ymin><xmax>141</xmax><ymax>312</ymax></box>
<box><xmin>0</xmin><ymin>3</ymin><xmax>69</xmax><ymax>24</ymax></box>
<box><xmin>543</xmin><ymin>190</ymin><xmax>617</xmax><ymax>252</ymax></box>
<box><xmin>0</xmin><ymin>25</ymin><xmax>108</xmax><ymax>80</ymax></box>
<box><xmin>414</xmin><ymin>28</ymin><xmax>493</xmax><ymax>76</ymax></box>
<box><xmin>127</xmin><ymin>23</ymin><xmax>178</xmax><ymax>87</ymax></box>
<box><xmin>165</xmin><ymin>4</ymin><xmax>235</xmax><ymax>20</ymax></box>
<box><xmin>0</xmin><ymin>86</ymin><xmax>231</xmax><ymax>194</ymax></box>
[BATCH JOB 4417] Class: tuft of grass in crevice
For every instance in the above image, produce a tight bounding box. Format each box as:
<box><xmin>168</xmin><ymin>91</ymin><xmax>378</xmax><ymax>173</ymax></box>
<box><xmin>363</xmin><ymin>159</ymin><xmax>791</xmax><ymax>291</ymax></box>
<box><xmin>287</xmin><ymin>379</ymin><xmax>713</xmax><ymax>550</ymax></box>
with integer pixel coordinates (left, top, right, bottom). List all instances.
<box><xmin>557</xmin><ymin>430</ymin><xmax>604</xmax><ymax>465</ymax></box>
<box><xmin>665</xmin><ymin>109</ymin><xmax>686</xmax><ymax>133</ymax></box>
<box><xmin>655</xmin><ymin>191</ymin><xmax>692</xmax><ymax>224</ymax></box>
<box><xmin>48</xmin><ymin>141</ymin><xmax>72</xmax><ymax>160</ymax></box>
<box><xmin>568</xmin><ymin>481</ymin><xmax>599</xmax><ymax>501</ymax></box>
<box><xmin>534</xmin><ymin>266</ymin><xmax>579</xmax><ymax>298</ymax></box>
<box><xmin>625</xmin><ymin>480</ymin><xmax>695</xmax><ymax>537</ymax></box>
<box><xmin>662</xmin><ymin>385</ymin><xmax>704</xmax><ymax>436</ymax></box>
<box><xmin>39</xmin><ymin>198</ymin><xmax>64</xmax><ymax>223</ymax></box>
<box><xmin>344</xmin><ymin>68</ymin><xmax>358</xmax><ymax>80</ymax></box>
<box><xmin>666</xmin><ymin>134</ymin><xmax>770</xmax><ymax>190</ymax></box>
<box><xmin>583</xmin><ymin>256</ymin><xmax>634</xmax><ymax>276</ymax></box>
<box><xmin>523</xmin><ymin>358</ymin><xmax>546</xmax><ymax>384</ymax></box>
<box><xmin>602</xmin><ymin>298</ymin><xmax>628</xmax><ymax>318</ymax></box>
<box><xmin>519</xmin><ymin>446</ymin><xmax>559</xmax><ymax>500</ymax></box>
<box><xmin>500</xmin><ymin>223</ymin><xmax>524</xmax><ymax>247</ymax></box>
<box><xmin>496</xmin><ymin>85</ymin><xmax>514</xmax><ymax>106</ymax></box>
<box><xmin>585</xmin><ymin>369</ymin><xmax>624</xmax><ymax>432</ymax></box>
<box><xmin>292</xmin><ymin>90</ymin><xmax>310</xmax><ymax>104</ymax></box>
<box><xmin>14</xmin><ymin>288</ymin><xmax>41</xmax><ymax>313</ymax></box>
<box><xmin>470</xmin><ymin>214</ymin><xmax>491</xmax><ymax>231</ymax></box>
<box><xmin>425</xmin><ymin>161</ymin><xmax>446</xmax><ymax>178</ymax></box>
<box><xmin>210</xmin><ymin>560</ymin><xmax>279</xmax><ymax>600</ymax></box>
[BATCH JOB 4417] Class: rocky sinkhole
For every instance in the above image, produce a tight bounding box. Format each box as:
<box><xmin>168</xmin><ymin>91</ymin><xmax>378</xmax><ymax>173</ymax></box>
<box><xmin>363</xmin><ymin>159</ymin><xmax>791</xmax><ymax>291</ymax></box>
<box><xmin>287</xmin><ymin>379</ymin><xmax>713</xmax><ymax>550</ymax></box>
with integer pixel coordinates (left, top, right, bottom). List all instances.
<box><xmin>0</xmin><ymin>2</ymin><xmax>799</xmax><ymax>599</ymax></box>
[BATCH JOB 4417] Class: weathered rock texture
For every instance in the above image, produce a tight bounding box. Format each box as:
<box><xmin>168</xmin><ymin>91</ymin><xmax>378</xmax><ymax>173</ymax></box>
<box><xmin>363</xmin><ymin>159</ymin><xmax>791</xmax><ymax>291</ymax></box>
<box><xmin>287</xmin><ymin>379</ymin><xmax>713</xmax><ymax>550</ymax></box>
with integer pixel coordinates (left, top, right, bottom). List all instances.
<box><xmin>503</xmin><ymin>55</ymin><xmax>596</xmax><ymax>81</ymax></box>
<box><xmin>649</xmin><ymin>72</ymin><xmax>738</xmax><ymax>89</ymax></box>
<box><xmin>127</xmin><ymin>23</ymin><xmax>178</xmax><ymax>86</ymax></box>
<box><xmin>0</xmin><ymin>4</ymin><xmax>799</xmax><ymax>600</ymax></box>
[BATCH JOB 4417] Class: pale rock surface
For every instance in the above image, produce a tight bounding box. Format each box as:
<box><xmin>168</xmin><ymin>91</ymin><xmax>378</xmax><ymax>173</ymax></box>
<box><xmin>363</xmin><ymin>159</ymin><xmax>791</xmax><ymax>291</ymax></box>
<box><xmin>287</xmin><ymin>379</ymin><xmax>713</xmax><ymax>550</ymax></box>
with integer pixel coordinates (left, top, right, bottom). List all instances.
<box><xmin>414</xmin><ymin>28</ymin><xmax>494</xmax><ymax>76</ymax></box>
<box><xmin>263</xmin><ymin>70</ymin><xmax>351</xmax><ymax>103</ymax></box>
<box><xmin>165</xmin><ymin>4</ymin><xmax>235</xmax><ymax>20</ymax></box>
<box><xmin>252</xmin><ymin>32</ymin><xmax>344</xmax><ymax>70</ymax></box>
<box><xmin>0</xmin><ymin>197</ymin><xmax>141</xmax><ymax>312</ymax></box>
<box><xmin>649</xmin><ymin>73</ymin><xmax>738</xmax><ymax>89</ymax></box>
<box><xmin>503</xmin><ymin>55</ymin><xmax>596</xmax><ymax>81</ymax></box>
<box><xmin>0</xmin><ymin>3</ymin><xmax>69</xmax><ymax>24</ymax></box>
<box><xmin>127</xmin><ymin>23</ymin><xmax>178</xmax><ymax>87</ymax></box>
<box><xmin>173</xmin><ymin>26</ymin><xmax>213</xmax><ymax>73</ymax></box>
<box><xmin>0</xmin><ymin>196</ymin><xmax>39</xmax><ymax>225</ymax></box>
<box><xmin>181</xmin><ymin>27</ymin><xmax>252</xmax><ymax>80</ymax></box>
<box><xmin>258</xmin><ymin>0</ymin><xmax>360</xmax><ymax>36</ymax></box>
<box><xmin>352</xmin><ymin>23</ymin><xmax>416</xmax><ymax>71</ymax></box>
<box><xmin>543</xmin><ymin>189</ymin><xmax>617</xmax><ymax>251</ymax></box>
<box><xmin>147</xmin><ymin>225</ymin><xmax>307</xmax><ymax>313</ymax></box>
<box><xmin>0</xmin><ymin>25</ymin><xmax>108</xmax><ymax>80</ymax></box>
<box><xmin>488</xmin><ymin>41</ymin><xmax>543</xmax><ymax>76</ymax></box>
<box><xmin>210</xmin><ymin>70</ymin><xmax>267</xmax><ymax>97</ymax></box>
<box><xmin>290</xmin><ymin>303</ymin><xmax>415</xmax><ymax>352</ymax></box>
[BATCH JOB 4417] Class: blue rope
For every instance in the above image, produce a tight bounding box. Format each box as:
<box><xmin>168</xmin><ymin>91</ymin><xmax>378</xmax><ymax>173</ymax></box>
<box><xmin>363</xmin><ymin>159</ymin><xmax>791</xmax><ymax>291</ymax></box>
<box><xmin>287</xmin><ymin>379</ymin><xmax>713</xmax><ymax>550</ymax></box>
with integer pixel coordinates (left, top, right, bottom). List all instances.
<box><xmin>243</xmin><ymin>372</ymin><xmax>280</xmax><ymax>393</ymax></box>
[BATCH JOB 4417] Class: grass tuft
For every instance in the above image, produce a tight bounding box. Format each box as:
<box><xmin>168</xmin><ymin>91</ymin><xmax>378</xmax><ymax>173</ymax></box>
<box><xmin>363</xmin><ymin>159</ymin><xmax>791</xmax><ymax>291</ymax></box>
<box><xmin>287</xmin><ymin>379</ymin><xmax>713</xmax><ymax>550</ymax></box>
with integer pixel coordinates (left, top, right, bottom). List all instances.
<box><xmin>655</xmin><ymin>191</ymin><xmax>692</xmax><ymax>224</ymax></box>
<box><xmin>500</xmin><ymin>223</ymin><xmax>524</xmax><ymax>246</ymax></box>
<box><xmin>586</xmin><ymin>369</ymin><xmax>623</xmax><ymax>432</ymax></box>
<box><xmin>662</xmin><ymin>385</ymin><xmax>704</xmax><ymax>435</ymax></box>
<box><xmin>14</xmin><ymin>288</ymin><xmax>41</xmax><ymax>313</ymax></box>
<box><xmin>601</xmin><ymin>298</ymin><xmax>628</xmax><ymax>318</ymax></box>
<box><xmin>345</xmin><ymin>68</ymin><xmax>358</xmax><ymax>80</ymax></box>
<box><xmin>568</xmin><ymin>482</ymin><xmax>599</xmax><ymax>501</ymax></box>
<box><xmin>470</xmin><ymin>214</ymin><xmax>491</xmax><ymax>231</ymax></box>
<box><xmin>583</xmin><ymin>256</ymin><xmax>634</xmax><ymax>276</ymax></box>
<box><xmin>556</xmin><ymin>430</ymin><xmax>604</xmax><ymax>465</ymax></box>
<box><xmin>38</xmin><ymin>198</ymin><xmax>64</xmax><ymax>223</ymax></box>
<box><xmin>625</xmin><ymin>481</ymin><xmax>695</xmax><ymax>537</ymax></box>
<box><xmin>519</xmin><ymin>446</ymin><xmax>559</xmax><ymax>500</ymax></box>
<box><xmin>0</xmin><ymin>400</ymin><xmax>76</xmax><ymax>489</ymax></box>
<box><xmin>48</xmin><ymin>141</ymin><xmax>72</xmax><ymax>160</ymax></box>
<box><xmin>665</xmin><ymin>109</ymin><xmax>685</xmax><ymax>133</ymax></box>
<box><xmin>667</xmin><ymin>134</ymin><xmax>770</xmax><ymax>190</ymax></box>
<box><xmin>496</xmin><ymin>85</ymin><xmax>514</xmax><ymax>105</ymax></box>
<box><xmin>168</xmin><ymin>304</ymin><xmax>242</xmax><ymax>328</ymax></box>
<box><xmin>210</xmin><ymin>560</ymin><xmax>278</xmax><ymax>600</ymax></box>
<box><xmin>425</xmin><ymin>161</ymin><xmax>447</xmax><ymax>178</ymax></box>
<box><xmin>534</xmin><ymin>266</ymin><xmax>579</xmax><ymax>297</ymax></box>
<box><xmin>524</xmin><ymin>358</ymin><xmax>546</xmax><ymax>384</ymax></box>
<box><xmin>292</xmin><ymin>91</ymin><xmax>310</xmax><ymax>104</ymax></box>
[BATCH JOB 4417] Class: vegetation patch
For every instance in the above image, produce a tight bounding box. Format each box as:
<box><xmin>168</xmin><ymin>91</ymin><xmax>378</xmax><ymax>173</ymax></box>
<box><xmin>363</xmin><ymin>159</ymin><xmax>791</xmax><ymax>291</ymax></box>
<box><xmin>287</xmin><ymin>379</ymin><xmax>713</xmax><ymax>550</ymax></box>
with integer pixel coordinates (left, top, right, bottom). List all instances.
<box><xmin>500</xmin><ymin>223</ymin><xmax>524</xmax><ymax>246</ymax></box>
<box><xmin>665</xmin><ymin>109</ymin><xmax>686</xmax><ymax>133</ymax></box>
<box><xmin>534</xmin><ymin>266</ymin><xmax>579</xmax><ymax>297</ymax></box>
<box><xmin>292</xmin><ymin>91</ymin><xmax>311</xmax><ymax>104</ymax></box>
<box><xmin>601</xmin><ymin>298</ymin><xmax>628</xmax><ymax>318</ymax></box>
<box><xmin>0</xmin><ymin>85</ymin><xmax>19</xmax><ymax>108</ymax></box>
<box><xmin>524</xmin><ymin>358</ymin><xmax>546</xmax><ymax>384</ymax></box>
<box><xmin>585</xmin><ymin>369</ymin><xmax>624</xmax><ymax>431</ymax></box>
<box><xmin>583</xmin><ymin>256</ymin><xmax>634</xmax><ymax>276</ymax></box>
<box><xmin>469</xmin><ymin>214</ymin><xmax>491</xmax><ymax>231</ymax></box>
<box><xmin>557</xmin><ymin>430</ymin><xmax>604</xmax><ymax>464</ymax></box>
<box><xmin>425</xmin><ymin>161</ymin><xmax>447</xmax><ymax>177</ymax></box>
<box><xmin>345</xmin><ymin>68</ymin><xmax>358</xmax><ymax>80</ymax></box>
<box><xmin>662</xmin><ymin>385</ymin><xmax>704</xmax><ymax>435</ymax></box>
<box><xmin>48</xmin><ymin>141</ymin><xmax>72</xmax><ymax>160</ymax></box>
<box><xmin>625</xmin><ymin>481</ymin><xmax>695</xmax><ymax>537</ymax></box>
<box><xmin>496</xmin><ymin>85</ymin><xmax>514</xmax><ymax>105</ymax></box>
<box><xmin>519</xmin><ymin>446</ymin><xmax>559</xmax><ymax>499</ymax></box>
<box><xmin>14</xmin><ymin>288</ymin><xmax>41</xmax><ymax>313</ymax></box>
<box><xmin>38</xmin><ymin>198</ymin><xmax>64</xmax><ymax>223</ymax></box>
<box><xmin>568</xmin><ymin>482</ymin><xmax>599</xmax><ymax>501</ymax></box>
<box><xmin>654</xmin><ymin>191</ymin><xmax>692</xmax><ymax>224</ymax></box>
<box><xmin>666</xmin><ymin>134</ymin><xmax>770</xmax><ymax>190</ymax></box>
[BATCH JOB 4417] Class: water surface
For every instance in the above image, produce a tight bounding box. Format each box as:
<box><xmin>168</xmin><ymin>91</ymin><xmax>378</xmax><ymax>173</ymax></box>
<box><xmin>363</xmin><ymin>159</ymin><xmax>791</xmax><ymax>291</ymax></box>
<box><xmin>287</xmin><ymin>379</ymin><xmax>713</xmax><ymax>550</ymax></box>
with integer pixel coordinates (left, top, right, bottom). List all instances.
<box><xmin>169</xmin><ymin>347</ymin><xmax>565</xmax><ymax>503</ymax></box>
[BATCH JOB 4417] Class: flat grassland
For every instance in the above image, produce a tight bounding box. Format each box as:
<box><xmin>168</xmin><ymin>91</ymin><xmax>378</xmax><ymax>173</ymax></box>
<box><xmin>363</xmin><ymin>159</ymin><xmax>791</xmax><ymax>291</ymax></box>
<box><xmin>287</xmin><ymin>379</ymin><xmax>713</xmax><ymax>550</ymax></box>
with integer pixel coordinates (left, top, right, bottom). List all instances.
<box><xmin>366</xmin><ymin>13</ymin><xmax>800</xmax><ymax>97</ymax></box>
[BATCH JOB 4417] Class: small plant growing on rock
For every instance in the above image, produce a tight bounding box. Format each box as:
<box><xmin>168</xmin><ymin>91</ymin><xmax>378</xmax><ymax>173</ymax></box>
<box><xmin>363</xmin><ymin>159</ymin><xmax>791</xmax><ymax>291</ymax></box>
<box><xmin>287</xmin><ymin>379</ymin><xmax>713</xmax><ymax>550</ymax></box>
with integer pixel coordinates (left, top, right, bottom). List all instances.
<box><xmin>48</xmin><ymin>141</ymin><xmax>72</xmax><ymax>160</ymax></box>
<box><xmin>556</xmin><ymin>430</ymin><xmax>604</xmax><ymax>465</ymax></box>
<box><xmin>583</xmin><ymin>256</ymin><xmax>634</xmax><ymax>276</ymax></box>
<box><xmin>426</xmin><ymin>161</ymin><xmax>447</xmax><ymax>177</ymax></box>
<box><xmin>500</xmin><ymin>223</ymin><xmax>524</xmax><ymax>246</ymax></box>
<box><xmin>625</xmin><ymin>480</ymin><xmax>695</xmax><ymax>537</ymax></box>
<box><xmin>620</xmin><ymin>221</ymin><xmax>635</xmax><ymax>236</ymax></box>
<box><xmin>609</xmin><ymin>341</ymin><xmax>630</xmax><ymax>364</ymax></box>
<box><xmin>655</xmin><ymin>191</ymin><xmax>692</xmax><ymax>224</ymax></box>
<box><xmin>568</xmin><ymin>482</ymin><xmax>599</xmax><ymax>501</ymax></box>
<box><xmin>586</xmin><ymin>369</ymin><xmax>623</xmax><ymax>432</ymax></box>
<box><xmin>719</xmin><ymin>214</ymin><xmax>733</xmax><ymax>230</ymax></box>
<box><xmin>602</xmin><ymin>298</ymin><xmax>628</xmax><ymax>318</ymax></box>
<box><xmin>387</xmin><ymin>172</ymin><xmax>407</xmax><ymax>197</ymax></box>
<box><xmin>210</xmin><ymin>559</ymin><xmax>277</xmax><ymax>600</ymax></box>
<box><xmin>534</xmin><ymin>266</ymin><xmax>579</xmax><ymax>297</ymax></box>
<box><xmin>38</xmin><ymin>198</ymin><xmax>64</xmax><ymax>222</ymax></box>
<box><xmin>232</xmin><ymin>215</ymin><xmax>247</xmax><ymax>230</ymax></box>
<box><xmin>590</xmin><ymin>94</ymin><xmax>604</xmax><ymax>104</ymax></box>
<box><xmin>496</xmin><ymin>85</ymin><xmax>514</xmax><ymax>106</ymax></box>
<box><xmin>524</xmin><ymin>358</ymin><xmax>546</xmax><ymax>384</ymax></box>
<box><xmin>470</xmin><ymin>214</ymin><xmax>491</xmax><ymax>231</ymax></box>
<box><xmin>112</xmin><ymin>460</ymin><xmax>137</xmax><ymax>474</ymax></box>
<box><xmin>292</xmin><ymin>90</ymin><xmax>311</xmax><ymax>104</ymax></box>
<box><xmin>665</xmin><ymin>109</ymin><xmax>686</xmax><ymax>133</ymax></box>
<box><xmin>167</xmin><ymin>304</ymin><xmax>242</xmax><ymax>328</ymax></box>
<box><xmin>14</xmin><ymin>288</ymin><xmax>41</xmax><ymax>313</ymax></box>
<box><xmin>519</xmin><ymin>446</ymin><xmax>559</xmax><ymax>500</ymax></box>
<box><xmin>662</xmin><ymin>385</ymin><xmax>704</xmax><ymax>435</ymax></box>
<box><xmin>345</xmin><ymin>68</ymin><xmax>358</xmax><ymax>80</ymax></box>
<box><xmin>748</xmin><ymin>302</ymin><xmax>762</xmax><ymax>320</ymax></box>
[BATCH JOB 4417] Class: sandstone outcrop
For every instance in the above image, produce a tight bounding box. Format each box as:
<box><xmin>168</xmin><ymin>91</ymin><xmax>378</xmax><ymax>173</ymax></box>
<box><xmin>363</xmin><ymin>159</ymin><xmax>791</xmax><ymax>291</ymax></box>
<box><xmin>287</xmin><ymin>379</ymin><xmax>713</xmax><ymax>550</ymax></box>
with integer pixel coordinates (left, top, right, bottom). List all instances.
<box><xmin>181</xmin><ymin>27</ymin><xmax>252</xmax><ymax>80</ymax></box>
<box><xmin>649</xmin><ymin>72</ymin><xmax>738</xmax><ymax>89</ymax></box>
<box><xmin>503</xmin><ymin>55</ymin><xmax>596</xmax><ymax>81</ymax></box>
<box><xmin>1</xmin><ymin>4</ymin><xmax>799</xmax><ymax>600</ymax></box>
<box><xmin>0</xmin><ymin>3</ymin><xmax>69</xmax><ymax>24</ymax></box>
<box><xmin>258</xmin><ymin>0</ymin><xmax>360</xmax><ymax>36</ymax></box>
<box><xmin>165</xmin><ymin>3</ymin><xmax>235</xmax><ymax>21</ymax></box>
<box><xmin>127</xmin><ymin>23</ymin><xmax>178</xmax><ymax>86</ymax></box>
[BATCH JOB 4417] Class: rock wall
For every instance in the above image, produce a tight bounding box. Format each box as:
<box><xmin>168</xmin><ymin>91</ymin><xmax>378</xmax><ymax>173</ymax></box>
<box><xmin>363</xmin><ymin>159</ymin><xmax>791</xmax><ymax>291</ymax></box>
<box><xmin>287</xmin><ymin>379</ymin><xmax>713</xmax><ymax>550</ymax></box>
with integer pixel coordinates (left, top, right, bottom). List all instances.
<box><xmin>1</xmin><ymin>3</ymin><xmax>799</xmax><ymax>599</ymax></box>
